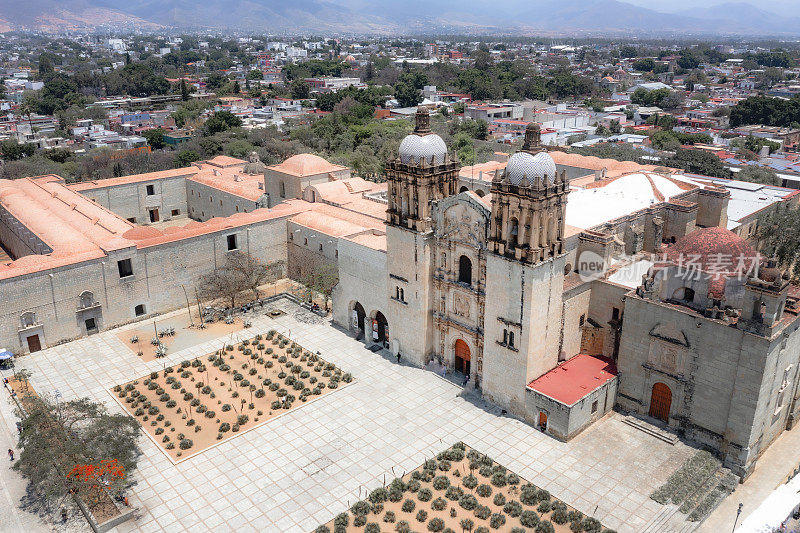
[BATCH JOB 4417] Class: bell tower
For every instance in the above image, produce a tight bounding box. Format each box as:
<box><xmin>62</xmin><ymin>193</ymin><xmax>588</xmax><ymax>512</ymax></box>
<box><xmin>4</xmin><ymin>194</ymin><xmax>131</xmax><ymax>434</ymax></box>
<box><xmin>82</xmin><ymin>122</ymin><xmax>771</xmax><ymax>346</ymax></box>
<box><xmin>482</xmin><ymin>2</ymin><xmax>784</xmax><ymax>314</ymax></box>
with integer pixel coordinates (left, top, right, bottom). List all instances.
<box><xmin>481</xmin><ymin>123</ymin><xmax>569</xmax><ymax>417</ymax></box>
<box><xmin>383</xmin><ymin>107</ymin><xmax>459</xmax><ymax>367</ymax></box>
<box><xmin>488</xmin><ymin>124</ymin><xmax>569</xmax><ymax>264</ymax></box>
<box><xmin>386</xmin><ymin>107</ymin><xmax>459</xmax><ymax>233</ymax></box>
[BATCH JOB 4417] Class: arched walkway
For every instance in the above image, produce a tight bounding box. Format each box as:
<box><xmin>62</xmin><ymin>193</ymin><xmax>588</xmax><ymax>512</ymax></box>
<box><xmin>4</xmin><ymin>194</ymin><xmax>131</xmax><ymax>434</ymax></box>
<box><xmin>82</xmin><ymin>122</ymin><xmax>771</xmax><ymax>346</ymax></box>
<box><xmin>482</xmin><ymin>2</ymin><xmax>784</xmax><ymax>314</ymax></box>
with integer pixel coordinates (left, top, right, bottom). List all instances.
<box><xmin>351</xmin><ymin>302</ymin><xmax>366</xmax><ymax>337</ymax></box>
<box><xmin>454</xmin><ymin>339</ymin><xmax>471</xmax><ymax>375</ymax></box>
<box><xmin>373</xmin><ymin>311</ymin><xmax>388</xmax><ymax>344</ymax></box>
<box><xmin>649</xmin><ymin>382</ymin><xmax>672</xmax><ymax>422</ymax></box>
<box><xmin>459</xmin><ymin>186</ymin><xmax>469</xmax><ymax>193</ymax></box>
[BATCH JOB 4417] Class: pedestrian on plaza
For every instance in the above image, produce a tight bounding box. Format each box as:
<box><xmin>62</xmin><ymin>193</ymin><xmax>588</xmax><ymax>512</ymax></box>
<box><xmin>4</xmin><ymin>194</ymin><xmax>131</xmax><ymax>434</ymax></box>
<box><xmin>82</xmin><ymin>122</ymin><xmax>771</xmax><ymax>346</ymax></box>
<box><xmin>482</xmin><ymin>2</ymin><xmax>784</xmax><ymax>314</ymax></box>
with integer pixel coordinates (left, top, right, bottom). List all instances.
<box><xmin>61</xmin><ymin>507</ymin><xmax>68</xmax><ymax>522</ymax></box>
<box><xmin>396</xmin><ymin>352</ymin><xmax>401</xmax><ymax>364</ymax></box>
<box><xmin>463</xmin><ymin>374</ymin><xmax>470</xmax><ymax>387</ymax></box>
<box><xmin>8</xmin><ymin>448</ymin><xmax>14</xmax><ymax>461</ymax></box>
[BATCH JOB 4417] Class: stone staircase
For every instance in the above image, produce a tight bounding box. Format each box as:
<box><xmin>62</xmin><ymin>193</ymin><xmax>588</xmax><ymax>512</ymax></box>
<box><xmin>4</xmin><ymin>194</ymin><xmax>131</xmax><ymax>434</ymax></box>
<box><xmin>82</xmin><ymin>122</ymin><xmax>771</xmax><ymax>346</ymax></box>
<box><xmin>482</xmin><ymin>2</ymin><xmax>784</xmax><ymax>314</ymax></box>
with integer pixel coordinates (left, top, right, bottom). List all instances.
<box><xmin>621</xmin><ymin>414</ymin><xmax>680</xmax><ymax>445</ymax></box>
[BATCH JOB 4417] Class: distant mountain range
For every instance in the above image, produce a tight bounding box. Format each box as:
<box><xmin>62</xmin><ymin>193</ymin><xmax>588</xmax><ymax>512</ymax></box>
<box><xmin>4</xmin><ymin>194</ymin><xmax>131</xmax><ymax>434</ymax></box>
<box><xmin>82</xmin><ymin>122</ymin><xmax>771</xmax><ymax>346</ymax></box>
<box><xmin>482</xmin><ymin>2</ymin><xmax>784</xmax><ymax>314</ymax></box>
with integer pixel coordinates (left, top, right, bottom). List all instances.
<box><xmin>0</xmin><ymin>0</ymin><xmax>798</xmax><ymax>36</ymax></box>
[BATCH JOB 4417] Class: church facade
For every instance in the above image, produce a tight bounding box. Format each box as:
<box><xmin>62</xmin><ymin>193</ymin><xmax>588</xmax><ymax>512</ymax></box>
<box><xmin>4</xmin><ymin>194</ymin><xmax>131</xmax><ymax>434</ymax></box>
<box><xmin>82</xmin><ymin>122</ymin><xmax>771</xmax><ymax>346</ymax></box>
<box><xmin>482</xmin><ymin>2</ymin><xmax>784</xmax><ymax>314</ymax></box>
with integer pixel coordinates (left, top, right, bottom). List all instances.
<box><xmin>332</xmin><ymin>108</ymin><xmax>800</xmax><ymax>479</ymax></box>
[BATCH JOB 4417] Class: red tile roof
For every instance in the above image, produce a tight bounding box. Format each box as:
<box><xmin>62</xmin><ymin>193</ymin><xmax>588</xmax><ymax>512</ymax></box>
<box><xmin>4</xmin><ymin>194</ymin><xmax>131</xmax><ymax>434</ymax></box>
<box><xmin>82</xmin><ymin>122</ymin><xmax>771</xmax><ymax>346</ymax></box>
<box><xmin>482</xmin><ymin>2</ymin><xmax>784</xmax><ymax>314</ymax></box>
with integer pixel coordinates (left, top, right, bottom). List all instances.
<box><xmin>527</xmin><ymin>354</ymin><xmax>617</xmax><ymax>406</ymax></box>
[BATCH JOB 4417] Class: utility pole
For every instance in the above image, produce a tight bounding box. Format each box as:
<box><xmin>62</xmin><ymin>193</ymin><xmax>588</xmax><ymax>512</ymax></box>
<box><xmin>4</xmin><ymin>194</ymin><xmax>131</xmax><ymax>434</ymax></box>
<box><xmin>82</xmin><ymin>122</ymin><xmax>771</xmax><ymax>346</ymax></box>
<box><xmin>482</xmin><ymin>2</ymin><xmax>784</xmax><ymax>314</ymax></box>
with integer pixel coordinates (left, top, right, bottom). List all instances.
<box><xmin>182</xmin><ymin>285</ymin><xmax>194</xmax><ymax>326</ymax></box>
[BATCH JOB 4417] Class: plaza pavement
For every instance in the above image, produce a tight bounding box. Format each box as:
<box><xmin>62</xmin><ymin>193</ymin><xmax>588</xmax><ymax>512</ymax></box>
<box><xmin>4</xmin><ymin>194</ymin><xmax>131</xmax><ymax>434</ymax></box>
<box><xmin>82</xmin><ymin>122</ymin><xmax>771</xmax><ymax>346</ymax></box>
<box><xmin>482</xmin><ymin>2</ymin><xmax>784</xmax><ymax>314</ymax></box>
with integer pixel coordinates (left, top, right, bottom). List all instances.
<box><xmin>1</xmin><ymin>297</ymin><xmax>697</xmax><ymax>533</ymax></box>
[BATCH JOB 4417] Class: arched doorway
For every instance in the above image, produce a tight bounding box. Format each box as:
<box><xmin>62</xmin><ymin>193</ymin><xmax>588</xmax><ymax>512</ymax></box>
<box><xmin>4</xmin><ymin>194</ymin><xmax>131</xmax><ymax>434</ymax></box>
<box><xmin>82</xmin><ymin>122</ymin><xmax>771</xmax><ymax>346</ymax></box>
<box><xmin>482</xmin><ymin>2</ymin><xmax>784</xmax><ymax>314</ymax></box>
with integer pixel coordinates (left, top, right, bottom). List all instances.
<box><xmin>454</xmin><ymin>339</ymin><xmax>471</xmax><ymax>375</ymax></box>
<box><xmin>373</xmin><ymin>311</ymin><xmax>388</xmax><ymax>345</ymax></box>
<box><xmin>352</xmin><ymin>302</ymin><xmax>366</xmax><ymax>338</ymax></box>
<box><xmin>649</xmin><ymin>382</ymin><xmax>672</xmax><ymax>422</ymax></box>
<box><xmin>459</xmin><ymin>186</ymin><xmax>469</xmax><ymax>193</ymax></box>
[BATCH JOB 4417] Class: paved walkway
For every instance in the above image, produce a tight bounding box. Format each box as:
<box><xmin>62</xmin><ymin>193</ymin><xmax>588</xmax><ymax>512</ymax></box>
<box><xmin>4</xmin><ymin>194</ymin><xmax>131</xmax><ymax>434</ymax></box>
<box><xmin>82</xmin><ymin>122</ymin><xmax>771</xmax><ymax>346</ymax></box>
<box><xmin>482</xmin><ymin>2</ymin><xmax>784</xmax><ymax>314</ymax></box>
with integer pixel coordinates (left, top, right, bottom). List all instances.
<box><xmin>699</xmin><ymin>423</ymin><xmax>800</xmax><ymax>533</ymax></box>
<box><xmin>2</xmin><ymin>298</ymin><xmax>695</xmax><ymax>533</ymax></box>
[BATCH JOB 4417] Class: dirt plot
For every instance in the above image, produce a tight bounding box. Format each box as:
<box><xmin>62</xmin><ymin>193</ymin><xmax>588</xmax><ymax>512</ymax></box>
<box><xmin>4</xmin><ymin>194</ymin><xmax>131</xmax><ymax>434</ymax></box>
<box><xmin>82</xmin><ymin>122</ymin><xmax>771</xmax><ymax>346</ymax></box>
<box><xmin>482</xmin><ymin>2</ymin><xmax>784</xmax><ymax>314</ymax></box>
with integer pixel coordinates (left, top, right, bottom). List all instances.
<box><xmin>113</xmin><ymin>329</ymin><xmax>353</xmax><ymax>461</ymax></box>
<box><xmin>318</xmin><ymin>443</ymin><xmax>612</xmax><ymax>533</ymax></box>
<box><xmin>117</xmin><ymin>311</ymin><xmax>246</xmax><ymax>362</ymax></box>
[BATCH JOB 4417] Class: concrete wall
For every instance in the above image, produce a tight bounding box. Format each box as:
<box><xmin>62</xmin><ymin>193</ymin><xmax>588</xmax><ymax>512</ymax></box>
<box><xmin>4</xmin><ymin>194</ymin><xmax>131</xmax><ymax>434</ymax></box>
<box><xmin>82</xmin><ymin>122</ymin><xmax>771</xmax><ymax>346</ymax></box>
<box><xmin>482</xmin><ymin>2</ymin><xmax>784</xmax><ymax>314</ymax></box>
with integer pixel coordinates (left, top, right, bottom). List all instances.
<box><xmin>525</xmin><ymin>377</ymin><xmax>617</xmax><ymax>440</ymax></box>
<box><xmin>384</xmin><ymin>225</ymin><xmax>435</xmax><ymax>367</ymax></box>
<box><xmin>79</xmin><ymin>175</ymin><xmax>190</xmax><ymax>224</ymax></box>
<box><xmin>561</xmin><ymin>284</ymin><xmax>591</xmax><ymax>360</ymax></box>
<box><xmin>0</xmin><ymin>206</ymin><xmax>52</xmax><ymax>258</ymax></box>
<box><xmin>0</xmin><ymin>215</ymin><xmax>290</xmax><ymax>354</ymax></box>
<box><xmin>482</xmin><ymin>253</ymin><xmax>566</xmax><ymax>420</ymax></box>
<box><xmin>332</xmin><ymin>237</ymin><xmax>388</xmax><ymax>340</ymax></box>
<box><xmin>616</xmin><ymin>293</ymin><xmax>800</xmax><ymax>478</ymax></box>
<box><xmin>187</xmin><ymin>181</ymin><xmax>258</xmax><ymax>222</ymax></box>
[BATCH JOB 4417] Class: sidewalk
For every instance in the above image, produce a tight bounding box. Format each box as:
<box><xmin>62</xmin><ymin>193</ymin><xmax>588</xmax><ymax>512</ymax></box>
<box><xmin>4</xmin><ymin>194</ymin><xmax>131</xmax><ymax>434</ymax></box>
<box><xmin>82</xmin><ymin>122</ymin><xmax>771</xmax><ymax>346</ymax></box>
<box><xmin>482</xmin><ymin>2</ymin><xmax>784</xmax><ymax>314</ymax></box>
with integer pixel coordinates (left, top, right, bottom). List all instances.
<box><xmin>699</xmin><ymin>426</ymin><xmax>800</xmax><ymax>532</ymax></box>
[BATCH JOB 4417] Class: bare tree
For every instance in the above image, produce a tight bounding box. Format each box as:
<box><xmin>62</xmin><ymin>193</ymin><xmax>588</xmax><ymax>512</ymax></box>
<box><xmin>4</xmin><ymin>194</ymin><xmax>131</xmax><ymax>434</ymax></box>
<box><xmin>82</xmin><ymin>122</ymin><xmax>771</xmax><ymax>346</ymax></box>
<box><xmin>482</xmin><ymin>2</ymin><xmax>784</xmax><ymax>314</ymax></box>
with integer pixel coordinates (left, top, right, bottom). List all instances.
<box><xmin>199</xmin><ymin>252</ymin><xmax>283</xmax><ymax>308</ymax></box>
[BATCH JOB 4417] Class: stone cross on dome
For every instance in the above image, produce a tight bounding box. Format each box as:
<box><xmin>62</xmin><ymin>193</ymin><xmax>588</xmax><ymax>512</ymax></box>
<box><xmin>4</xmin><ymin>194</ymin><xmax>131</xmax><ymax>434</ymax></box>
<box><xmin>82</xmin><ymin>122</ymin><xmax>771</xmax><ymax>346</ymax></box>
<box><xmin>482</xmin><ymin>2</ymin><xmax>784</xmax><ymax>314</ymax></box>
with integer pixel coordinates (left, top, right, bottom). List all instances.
<box><xmin>414</xmin><ymin>106</ymin><xmax>431</xmax><ymax>135</ymax></box>
<box><xmin>522</xmin><ymin>123</ymin><xmax>543</xmax><ymax>153</ymax></box>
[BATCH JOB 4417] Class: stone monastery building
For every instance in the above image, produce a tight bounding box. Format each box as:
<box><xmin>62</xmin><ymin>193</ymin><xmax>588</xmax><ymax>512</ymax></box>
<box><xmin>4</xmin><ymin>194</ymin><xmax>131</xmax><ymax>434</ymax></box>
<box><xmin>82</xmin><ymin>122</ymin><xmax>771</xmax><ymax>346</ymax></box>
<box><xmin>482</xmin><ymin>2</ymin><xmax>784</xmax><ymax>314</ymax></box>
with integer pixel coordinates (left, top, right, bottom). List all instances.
<box><xmin>1</xmin><ymin>108</ymin><xmax>800</xmax><ymax>478</ymax></box>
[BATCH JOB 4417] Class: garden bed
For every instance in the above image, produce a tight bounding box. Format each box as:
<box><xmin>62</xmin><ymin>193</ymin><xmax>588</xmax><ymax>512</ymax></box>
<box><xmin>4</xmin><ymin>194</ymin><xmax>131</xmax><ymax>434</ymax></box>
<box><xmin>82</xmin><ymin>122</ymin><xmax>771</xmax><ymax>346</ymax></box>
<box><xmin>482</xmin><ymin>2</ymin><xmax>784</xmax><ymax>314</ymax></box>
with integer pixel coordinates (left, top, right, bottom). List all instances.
<box><xmin>117</xmin><ymin>311</ymin><xmax>246</xmax><ymax>362</ymax></box>
<box><xmin>317</xmin><ymin>443</ymin><xmax>613</xmax><ymax>533</ymax></box>
<box><xmin>113</xmin><ymin>329</ymin><xmax>353</xmax><ymax>461</ymax></box>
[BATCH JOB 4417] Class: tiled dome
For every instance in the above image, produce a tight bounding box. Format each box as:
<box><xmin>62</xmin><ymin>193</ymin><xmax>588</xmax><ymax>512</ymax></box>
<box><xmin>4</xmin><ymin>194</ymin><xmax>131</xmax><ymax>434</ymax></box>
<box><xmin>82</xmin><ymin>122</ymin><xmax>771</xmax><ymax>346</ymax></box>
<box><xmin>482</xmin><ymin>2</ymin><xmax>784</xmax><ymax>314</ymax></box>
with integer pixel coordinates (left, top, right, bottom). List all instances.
<box><xmin>504</xmin><ymin>151</ymin><xmax>557</xmax><ymax>186</ymax></box>
<box><xmin>398</xmin><ymin>133</ymin><xmax>448</xmax><ymax>165</ymax></box>
<box><xmin>666</xmin><ymin>226</ymin><xmax>759</xmax><ymax>275</ymax></box>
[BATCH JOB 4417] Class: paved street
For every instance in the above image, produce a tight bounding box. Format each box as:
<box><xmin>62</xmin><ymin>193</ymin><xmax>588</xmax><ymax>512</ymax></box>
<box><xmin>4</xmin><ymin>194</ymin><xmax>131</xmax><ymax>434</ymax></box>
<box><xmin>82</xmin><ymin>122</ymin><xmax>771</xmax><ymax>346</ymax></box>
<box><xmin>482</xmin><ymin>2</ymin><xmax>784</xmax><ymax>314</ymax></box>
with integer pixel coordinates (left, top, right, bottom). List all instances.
<box><xmin>1</xmin><ymin>297</ymin><xmax>695</xmax><ymax>533</ymax></box>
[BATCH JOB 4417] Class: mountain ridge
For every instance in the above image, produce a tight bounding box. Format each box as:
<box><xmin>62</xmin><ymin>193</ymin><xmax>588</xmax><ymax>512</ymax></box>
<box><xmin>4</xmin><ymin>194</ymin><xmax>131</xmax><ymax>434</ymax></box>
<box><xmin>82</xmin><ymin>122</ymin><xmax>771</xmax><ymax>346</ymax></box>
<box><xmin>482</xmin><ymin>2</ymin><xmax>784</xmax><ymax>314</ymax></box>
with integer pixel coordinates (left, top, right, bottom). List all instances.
<box><xmin>1</xmin><ymin>0</ymin><xmax>799</xmax><ymax>35</ymax></box>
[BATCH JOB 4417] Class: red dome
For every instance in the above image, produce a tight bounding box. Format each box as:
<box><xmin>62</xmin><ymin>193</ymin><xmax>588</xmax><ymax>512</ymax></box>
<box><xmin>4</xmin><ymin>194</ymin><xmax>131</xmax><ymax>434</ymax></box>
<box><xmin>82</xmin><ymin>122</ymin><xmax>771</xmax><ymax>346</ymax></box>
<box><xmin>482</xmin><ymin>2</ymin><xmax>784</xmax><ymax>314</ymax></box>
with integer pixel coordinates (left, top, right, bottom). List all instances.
<box><xmin>665</xmin><ymin>227</ymin><xmax>759</xmax><ymax>276</ymax></box>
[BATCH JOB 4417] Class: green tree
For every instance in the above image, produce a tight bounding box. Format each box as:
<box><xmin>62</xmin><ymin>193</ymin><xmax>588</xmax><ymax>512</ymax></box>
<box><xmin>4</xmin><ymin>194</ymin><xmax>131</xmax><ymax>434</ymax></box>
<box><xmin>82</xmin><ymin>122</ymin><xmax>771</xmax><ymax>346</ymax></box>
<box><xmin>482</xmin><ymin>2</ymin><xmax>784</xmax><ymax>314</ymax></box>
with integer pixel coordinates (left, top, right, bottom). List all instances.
<box><xmin>246</xmin><ymin>70</ymin><xmax>263</xmax><ymax>80</ymax></box>
<box><xmin>290</xmin><ymin>79</ymin><xmax>310</xmax><ymax>99</ymax></box>
<box><xmin>735</xmin><ymin>166</ymin><xmax>781</xmax><ymax>186</ymax></box>
<box><xmin>142</xmin><ymin>128</ymin><xmax>166</xmax><ymax>150</ymax></box>
<box><xmin>394</xmin><ymin>82</ymin><xmax>421</xmax><ymax>108</ymax></box>
<box><xmin>665</xmin><ymin>149</ymin><xmax>732</xmax><ymax>178</ymax></box>
<box><xmin>1</xmin><ymin>140</ymin><xmax>35</xmax><ymax>161</ymax></box>
<box><xmin>202</xmin><ymin>111</ymin><xmax>242</xmax><ymax>136</ymax></box>
<box><xmin>175</xmin><ymin>150</ymin><xmax>200</xmax><ymax>167</ymax></box>
<box><xmin>13</xmin><ymin>394</ymin><xmax>141</xmax><ymax>515</ymax></box>
<box><xmin>756</xmin><ymin>207</ymin><xmax>800</xmax><ymax>278</ymax></box>
<box><xmin>205</xmin><ymin>72</ymin><xmax>228</xmax><ymax>92</ymax></box>
<box><xmin>180</xmin><ymin>79</ymin><xmax>190</xmax><ymax>101</ymax></box>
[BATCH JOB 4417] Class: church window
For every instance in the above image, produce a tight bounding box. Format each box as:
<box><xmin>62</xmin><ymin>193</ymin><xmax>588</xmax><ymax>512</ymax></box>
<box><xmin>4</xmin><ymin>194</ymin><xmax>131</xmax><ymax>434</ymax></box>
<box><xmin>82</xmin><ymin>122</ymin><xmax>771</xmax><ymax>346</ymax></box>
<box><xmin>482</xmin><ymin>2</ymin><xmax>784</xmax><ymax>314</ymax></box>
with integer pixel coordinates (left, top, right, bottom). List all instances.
<box><xmin>319</xmin><ymin>243</ymin><xmax>323</xmax><ymax>252</ymax></box>
<box><xmin>612</xmin><ymin>307</ymin><xmax>620</xmax><ymax>321</ymax></box>
<box><xmin>304</xmin><ymin>238</ymin><xmax>308</xmax><ymax>246</ymax></box>
<box><xmin>579</xmin><ymin>314</ymin><xmax>585</xmax><ymax>327</ymax></box>
<box><xmin>146</xmin><ymin>184</ymin><xmax>155</xmax><ymax>195</ymax></box>
<box><xmin>20</xmin><ymin>312</ymin><xmax>37</xmax><ymax>328</ymax></box>
<box><xmin>400</xmin><ymin>288</ymin><xmax>404</xmax><ymax>301</ymax></box>
<box><xmin>280</xmin><ymin>181</ymin><xmax>286</xmax><ymax>198</ymax></box>
<box><xmin>508</xmin><ymin>331</ymin><xmax>515</xmax><ymax>348</ymax></box>
<box><xmin>227</xmin><ymin>234</ymin><xmax>238</xmax><ymax>251</ymax></box>
<box><xmin>509</xmin><ymin>218</ymin><xmax>519</xmax><ymax>248</ymax></box>
<box><xmin>458</xmin><ymin>255</ymin><xmax>472</xmax><ymax>285</ymax></box>
<box><xmin>503</xmin><ymin>330</ymin><xmax>508</xmax><ymax>345</ymax></box>
<box><xmin>591</xmin><ymin>400</ymin><xmax>598</xmax><ymax>413</ymax></box>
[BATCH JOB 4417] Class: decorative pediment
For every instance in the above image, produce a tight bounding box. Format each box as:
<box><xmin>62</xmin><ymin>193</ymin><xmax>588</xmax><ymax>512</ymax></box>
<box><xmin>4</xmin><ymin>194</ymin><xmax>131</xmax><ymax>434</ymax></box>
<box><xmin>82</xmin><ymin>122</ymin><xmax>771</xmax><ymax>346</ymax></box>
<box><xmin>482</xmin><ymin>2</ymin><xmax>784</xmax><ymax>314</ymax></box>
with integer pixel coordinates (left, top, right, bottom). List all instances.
<box><xmin>649</xmin><ymin>322</ymin><xmax>690</xmax><ymax>347</ymax></box>
<box><xmin>432</xmin><ymin>194</ymin><xmax>490</xmax><ymax>248</ymax></box>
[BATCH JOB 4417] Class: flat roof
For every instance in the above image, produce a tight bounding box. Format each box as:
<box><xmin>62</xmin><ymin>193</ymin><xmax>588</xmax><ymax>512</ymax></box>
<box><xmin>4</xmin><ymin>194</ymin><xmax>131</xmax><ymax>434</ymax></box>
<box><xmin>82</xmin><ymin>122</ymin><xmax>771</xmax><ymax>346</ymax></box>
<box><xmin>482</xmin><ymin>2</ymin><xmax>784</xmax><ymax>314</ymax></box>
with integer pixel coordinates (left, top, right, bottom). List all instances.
<box><xmin>527</xmin><ymin>354</ymin><xmax>618</xmax><ymax>407</ymax></box>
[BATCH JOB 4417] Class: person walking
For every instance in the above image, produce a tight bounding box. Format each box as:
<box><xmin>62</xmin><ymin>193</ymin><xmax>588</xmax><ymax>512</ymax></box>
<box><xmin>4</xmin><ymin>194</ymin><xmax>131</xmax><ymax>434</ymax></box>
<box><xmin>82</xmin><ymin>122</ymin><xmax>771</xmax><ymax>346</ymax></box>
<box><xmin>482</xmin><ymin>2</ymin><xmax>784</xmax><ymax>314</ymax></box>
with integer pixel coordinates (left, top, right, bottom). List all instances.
<box><xmin>463</xmin><ymin>374</ymin><xmax>470</xmax><ymax>387</ymax></box>
<box><xmin>396</xmin><ymin>352</ymin><xmax>401</xmax><ymax>364</ymax></box>
<box><xmin>8</xmin><ymin>448</ymin><xmax>14</xmax><ymax>461</ymax></box>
